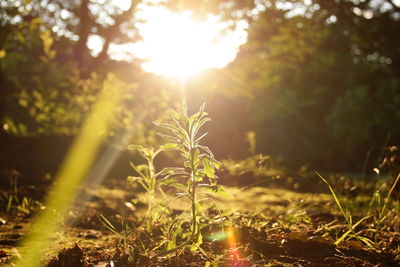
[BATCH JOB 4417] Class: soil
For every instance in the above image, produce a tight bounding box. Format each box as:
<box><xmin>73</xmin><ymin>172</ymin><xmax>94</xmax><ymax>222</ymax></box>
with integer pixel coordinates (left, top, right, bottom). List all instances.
<box><xmin>1</xmin><ymin>174</ymin><xmax>400</xmax><ymax>267</ymax></box>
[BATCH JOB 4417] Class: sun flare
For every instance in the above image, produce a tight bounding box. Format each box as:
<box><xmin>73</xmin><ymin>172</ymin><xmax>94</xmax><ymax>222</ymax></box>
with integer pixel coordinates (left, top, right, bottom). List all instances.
<box><xmin>133</xmin><ymin>6</ymin><xmax>247</xmax><ymax>78</ymax></box>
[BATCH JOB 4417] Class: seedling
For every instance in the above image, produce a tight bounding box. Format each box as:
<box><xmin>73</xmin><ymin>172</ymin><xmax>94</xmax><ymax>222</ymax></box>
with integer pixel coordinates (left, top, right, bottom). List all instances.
<box><xmin>125</xmin><ymin>102</ymin><xmax>225</xmax><ymax>256</ymax></box>
<box><xmin>128</xmin><ymin>145</ymin><xmax>164</xmax><ymax>231</ymax></box>
<box><xmin>99</xmin><ymin>214</ymin><xmax>134</xmax><ymax>257</ymax></box>
<box><xmin>154</xmin><ymin>102</ymin><xmax>224</xmax><ymax>254</ymax></box>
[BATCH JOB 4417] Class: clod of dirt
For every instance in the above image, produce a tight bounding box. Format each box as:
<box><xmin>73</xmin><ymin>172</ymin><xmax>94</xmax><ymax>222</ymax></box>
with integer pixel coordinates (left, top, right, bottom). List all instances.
<box><xmin>47</xmin><ymin>244</ymin><xmax>88</xmax><ymax>267</ymax></box>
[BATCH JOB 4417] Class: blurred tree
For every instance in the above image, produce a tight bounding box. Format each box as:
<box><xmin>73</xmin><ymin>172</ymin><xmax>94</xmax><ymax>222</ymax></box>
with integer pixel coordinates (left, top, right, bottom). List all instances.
<box><xmin>0</xmin><ymin>0</ymin><xmax>140</xmax><ymax>75</ymax></box>
<box><xmin>217</xmin><ymin>0</ymin><xmax>400</xmax><ymax>169</ymax></box>
<box><xmin>0</xmin><ymin>0</ymin><xmax>173</xmax><ymax>145</ymax></box>
<box><xmin>1</xmin><ymin>0</ymin><xmax>399</xmax><ymax>171</ymax></box>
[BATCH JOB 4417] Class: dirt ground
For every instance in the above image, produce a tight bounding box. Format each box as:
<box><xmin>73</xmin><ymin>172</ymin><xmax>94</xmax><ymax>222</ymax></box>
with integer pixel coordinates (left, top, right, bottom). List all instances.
<box><xmin>1</xmin><ymin>176</ymin><xmax>400</xmax><ymax>267</ymax></box>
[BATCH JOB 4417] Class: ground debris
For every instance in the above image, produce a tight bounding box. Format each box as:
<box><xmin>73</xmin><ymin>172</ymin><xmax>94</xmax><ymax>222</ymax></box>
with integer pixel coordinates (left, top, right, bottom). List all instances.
<box><xmin>47</xmin><ymin>244</ymin><xmax>89</xmax><ymax>267</ymax></box>
<box><xmin>2</xmin><ymin>181</ymin><xmax>400</xmax><ymax>267</ymax></box>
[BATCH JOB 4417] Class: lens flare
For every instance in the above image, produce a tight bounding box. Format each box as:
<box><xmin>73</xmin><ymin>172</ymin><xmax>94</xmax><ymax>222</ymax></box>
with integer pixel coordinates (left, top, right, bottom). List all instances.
<box><xmin>226</xmin><ymin>227</ymin><xmax>251</xmax><ymax>267</ymax></box>
<box><xmin>207</xmin><ymin>227</ymin><xmax>251</xmax><ymax>267</ymax></box>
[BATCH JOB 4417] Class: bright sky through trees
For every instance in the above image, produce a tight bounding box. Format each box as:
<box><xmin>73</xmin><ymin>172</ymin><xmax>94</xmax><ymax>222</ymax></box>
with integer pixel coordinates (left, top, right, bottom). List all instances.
<box><xmin>132</xmin><ymin>6</ymin><xmax>248</xmax><ymax>78</ymax></box>
<box><xmin>87</xmin><ymin>1</ymin><xmax>248</xmax><ymax>78</ymax></box>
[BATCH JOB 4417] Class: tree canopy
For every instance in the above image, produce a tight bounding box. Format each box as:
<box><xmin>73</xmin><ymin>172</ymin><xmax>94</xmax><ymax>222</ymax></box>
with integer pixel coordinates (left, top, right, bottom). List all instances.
<box><xmin>1</xmin><ymin>0</ymin><xmax>399</xmax><ymax>170</ymax></box>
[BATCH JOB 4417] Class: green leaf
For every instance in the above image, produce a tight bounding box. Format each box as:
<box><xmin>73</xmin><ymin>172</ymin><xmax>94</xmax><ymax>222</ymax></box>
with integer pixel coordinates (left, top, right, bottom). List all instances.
<box><xmin>154</xmin><ymin>122</ymin><xmax>187</xmax><ymax>139</ymax></box>
<box><xmin>130</xmin><ymin>162</ymin><xmax>144</xmax><ymax>176</ymax></box>
<box><xmin>198</xmin><ymin>145</ymin><xmax>215</xmax><ymax>159</ymax></box>
<box><xmin>190</xmin><ymin>103</ymin><xmax>206</xmax><ymax>123</ymax></box>
<box><xmin>160</xmin><ymin>143</ymin><xmax>180</xmax><ymax>151</ymax></box>
<box><xmin>127</xmin><ymin>144</ymin><xmax>143</xmax><ymax>151</ymax></box>
<box><xmin>164</xmin><ymin>182</ymin><xmax>187</xmax><ymax>190</ymax></box>
<box><xmin>334</xmin><ymin>215</ymin><xmax>371</xmax><ymax>246</ymax></box>
<box><xmin>136</xmin><ymin>164</ymin><xmax>148</xmax><ymax>172</ymax></box>
<box><xmin>191</xmin><ymin>117</ymin><xmax>211</xmax><ymax>140</ymax></box>
<box><xmin>128</xmin><ymin>176</ymin><xmax>149</xmax><ymax>191</ymax></box>
<box><xmin>170</xmin><ymin>109</ymin><xmax>186</xmax><ymax>132</ymax></box>
<box><xmin>184</xmin><ymin>161</ymin><xmax>191</xmax><ymax>168</ymax></box>
<box><xmin>166</xmin><ymin>238</ymin><xmax>176</xmax><ymax>251</ymax></box>
<box><xmin>203</xmin><ymin>158</ymin><xmax>216</xmax><ymax>178</ymax></box>
<box><xmin>157</xmin><ymin>167</ymin><xmax>188</xmax><ymax>179</ymax></box>
<box><xmin>195</xmin><ymin>201</ymin><xmax>202</xmax><ymax>213</ymax></box>
<box><xmin>194</xmin><ymin>174</ymin><xmax>204</xmax><ymax>182</ymax></box>
<box><xmin>157</xmin><ymin>132</ymin><xmax>180</xmax><ymax>143</ymax></box>
<box><xmin>191</xmin><ymin>232</ymin><xmax>203</xmax><ymax>251</ymax></box>
<box><xmin>355</xmin><ymin>235</ymin><xmax>375</xmax><ymax>248</ymax></box>
<box><xmin>316</xmin><ymin>172</ymin><xmax>348</xmax><ymax>222</ymax></box>
<box><xmin>98</xmin><ymin>214</ymin><xmax>121</xmax><ymax>236</ymax></box>
<box><xmin>127</xmin><ymin>176</ymin><xmax>143</xmax><ymax>182</ymax></box>
<box><xmin>212</xmin><ymin>160</ymin><xmax>221</xmax><ymax>170</ymax></box>
<box><xmin>194</xmin><ymin>132</ymin><xmax>208</xmax><ymax>144</ymax></box>
<box><xmin>204</xmin><ymin>185</ymin><xmax>229</xmax><ymax>197</ymax></box>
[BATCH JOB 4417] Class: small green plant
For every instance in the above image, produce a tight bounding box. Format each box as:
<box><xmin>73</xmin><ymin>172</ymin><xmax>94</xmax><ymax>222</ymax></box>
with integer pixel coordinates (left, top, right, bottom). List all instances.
<box><xmin>0</xmin><ymin>192</ymin><xmax>43</xmax><ymax>216</ymax></box>
<box><xmin>127</xmin><ymin>145</ymin><xmax>165</xmax><ymax>231</ymax></box>
<box><xmin>99</xmin><ymin>214</ymin><xmax>134</xmax><ymax>257</ymax></box>
<box><xmin>0</xmin><ymin>191</ymin><xmax>17</xmax><ymax>215</ymax></box>
<box><xmin>367</xmin><ymin>173</ymin><xmax>400</xmax><ymax>245</ymax></box>
<box><xmin>154</xmin><ymin>102</ymin><xmax>224</xmax><ymax>253</ymax></box>
<box><xmin>0</xmin><ymin>170</ymin><xmax>43</xmax><ymax>216</ymax></box>
<box><xmin>317</xmin><ymin>172</ymin><xmax>373</xmax><ymax>247</ymax></box>
<box><xmin>317</xmin><ymin>172</ymin><xmax>400</xmax><ymax>249</ymax></box>
<box><xmin>17</xmin><ymin>196</ymin><xmax>41</xmax><ymax>215</ymax></box>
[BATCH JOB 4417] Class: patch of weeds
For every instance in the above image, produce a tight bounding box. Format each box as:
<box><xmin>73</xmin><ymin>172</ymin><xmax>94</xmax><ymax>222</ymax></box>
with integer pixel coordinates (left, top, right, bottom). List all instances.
<box><xmin>98</xmin><ymin>214</ymin><xmax>134</xmax><ymax>257</ymax></box>
<box><xmin>221</xmin><ymin>133</ymin><xmax>322</xmax><ymax>192</ymax></box>
<box><xmin>221</xmin><ymin>131</ymin><xmax>275</xmax><ymax>187</ymax></box>
<box><xmin>222</xmin><ymin>155</ymin><xmax>271</xmax><ymax>181</ymax></box>
<box><xmin>317</xmin><ymin>172</ymin><xmax>400</xmax><ymax>250</ymax></box>
<box><xmin>0</xmin><ymin>170</ymin><xmax>43</xmax><ymax>216</ymax></box>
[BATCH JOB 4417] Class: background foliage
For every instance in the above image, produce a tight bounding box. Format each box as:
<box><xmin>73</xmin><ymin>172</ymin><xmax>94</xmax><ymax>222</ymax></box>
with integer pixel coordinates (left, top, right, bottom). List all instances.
<box><xmin>1</xmin><ymin>0</ymin><xmax>399</xmax><ymax>172</ymax></box>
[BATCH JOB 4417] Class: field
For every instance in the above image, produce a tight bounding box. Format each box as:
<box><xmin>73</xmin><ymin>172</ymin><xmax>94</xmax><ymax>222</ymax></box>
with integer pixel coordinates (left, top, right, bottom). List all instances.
<box><xmin>1</xmin><ymin>166</ymin><xmax>400</xmax><ymax>266</ymax></box>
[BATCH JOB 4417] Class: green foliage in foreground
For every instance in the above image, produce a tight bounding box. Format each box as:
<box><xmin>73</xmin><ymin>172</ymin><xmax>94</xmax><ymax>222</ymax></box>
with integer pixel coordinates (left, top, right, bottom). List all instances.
<box><xmin>127</xmin><ymin>145</ymin><xmax>165</xmax><ymax>232</ymax></box>
<box><xmin>155</xmin><ymin>102</ymin><xmax>223</xmax><ymax>252</ymax></box>
<box><xmin>128</xmin><ymin>102</ymin><xmax>225</xmax><ymax>256</ymax></box>
<box><xmin>318</xmin><ymin>172</ymin><xmax>400</xmax><ymax>249</ymax></box>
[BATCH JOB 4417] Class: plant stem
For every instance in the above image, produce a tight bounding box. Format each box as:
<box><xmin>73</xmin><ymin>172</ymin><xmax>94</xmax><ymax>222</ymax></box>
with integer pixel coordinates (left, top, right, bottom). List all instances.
<box><xmin>146</xmin><ymin>154</ymin><xmax>157</xmax><ymax>231</ymax></box>
<box><xmin>190</xmin><ymin>149</ymin><xmax>197</xmax><ymax>241</ymax></box>
<box><xmin>191</xmin><ymin>172</ymin><xmax>197</xmax><ymax>239</ymax></box>
<box><xmin>146</xmin><ymin>190</ymin><xmax>154</xmax><ymax>231</ymax></box>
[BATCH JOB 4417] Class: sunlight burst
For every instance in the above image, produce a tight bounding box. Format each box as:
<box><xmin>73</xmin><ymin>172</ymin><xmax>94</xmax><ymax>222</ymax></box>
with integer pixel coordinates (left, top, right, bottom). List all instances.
<box><xmin>133</xmin><ymin>6</ymin><xmax>247</xmax><ymax>78</ymax></box>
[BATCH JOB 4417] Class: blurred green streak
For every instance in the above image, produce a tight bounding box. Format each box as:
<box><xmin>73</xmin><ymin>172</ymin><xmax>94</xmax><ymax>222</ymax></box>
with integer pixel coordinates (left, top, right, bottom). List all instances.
<box><xmin>16</xmin><ymin>82</ymin><xmax>122</xmax><ymax>267</ymax></box>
